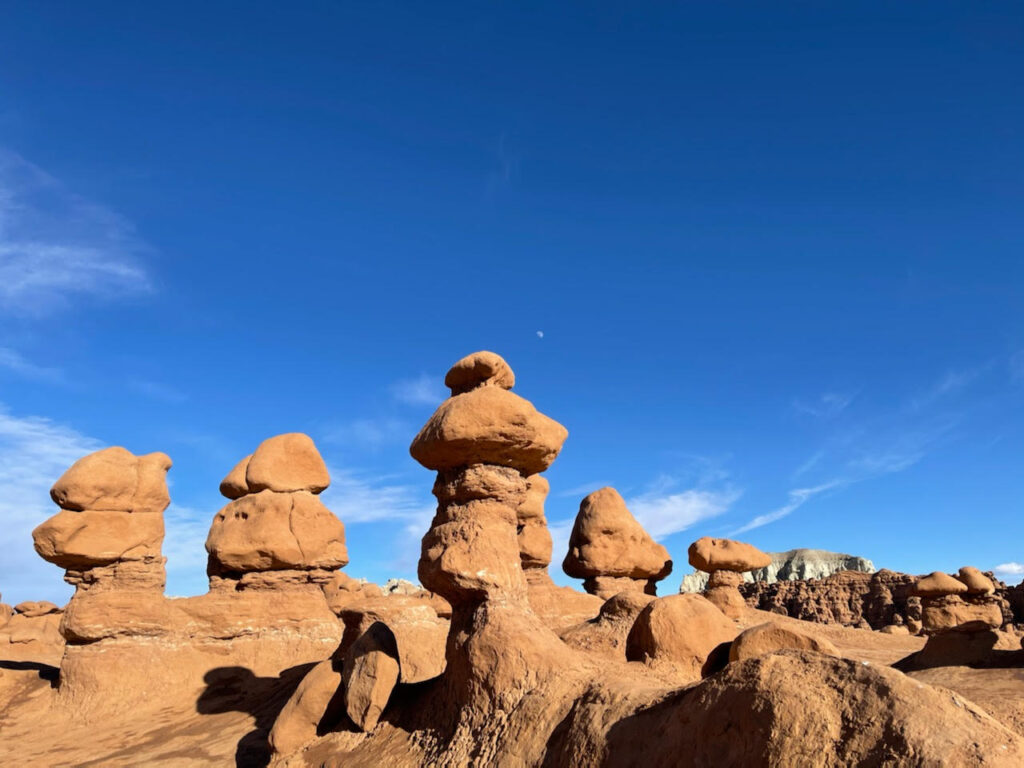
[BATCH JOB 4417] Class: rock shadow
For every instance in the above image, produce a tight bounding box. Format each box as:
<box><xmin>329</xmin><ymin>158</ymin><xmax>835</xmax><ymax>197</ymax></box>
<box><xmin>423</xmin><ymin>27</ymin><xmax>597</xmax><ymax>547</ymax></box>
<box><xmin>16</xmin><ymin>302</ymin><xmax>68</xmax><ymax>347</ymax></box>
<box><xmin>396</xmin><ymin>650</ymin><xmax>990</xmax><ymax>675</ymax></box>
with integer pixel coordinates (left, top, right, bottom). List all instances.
<box><xmin>196</xmin><ymin>663</ymin><xmax>315</xmax><ymax>768</ymax></box>
<box><xmin>0</xmin><ymin>659</ymin><xmax>59</xmax><ymax>685</ymax></box>
<box><xmin>894</xmin><ymin>631</ymin><xmax>1024</xmax><ymax>672</ymax></box>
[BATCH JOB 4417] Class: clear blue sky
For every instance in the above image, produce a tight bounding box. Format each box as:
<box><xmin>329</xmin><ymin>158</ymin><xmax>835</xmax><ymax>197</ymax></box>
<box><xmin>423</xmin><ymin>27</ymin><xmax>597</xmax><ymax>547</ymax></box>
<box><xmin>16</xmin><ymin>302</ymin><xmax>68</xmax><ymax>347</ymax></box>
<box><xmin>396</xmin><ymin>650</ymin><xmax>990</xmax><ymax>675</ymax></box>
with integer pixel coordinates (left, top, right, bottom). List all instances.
<box><xmin>1</xmin><ymin>2</ymin><xmax>1022</xmax><ymax>604</ymax></box>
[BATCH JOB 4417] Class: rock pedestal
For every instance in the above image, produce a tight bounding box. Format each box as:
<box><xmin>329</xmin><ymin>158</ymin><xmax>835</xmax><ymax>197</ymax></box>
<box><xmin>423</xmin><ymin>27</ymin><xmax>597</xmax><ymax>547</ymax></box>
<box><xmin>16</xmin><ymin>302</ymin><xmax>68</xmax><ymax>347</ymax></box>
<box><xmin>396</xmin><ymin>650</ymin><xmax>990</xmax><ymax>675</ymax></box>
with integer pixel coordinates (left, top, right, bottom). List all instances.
<box><xmin>687</xmin><ymin>537</ymin><xmax>771</xmax><ymax>619</ymax></box>
<box><xmin>563</xmin><ymin>487</ymin><xmax>672</xmax><ymax>599</ymax></box>
<box><xmin>913</xmin><ymin>570</ymin><xmax>1002</xmax><ymax>635</ymax></box>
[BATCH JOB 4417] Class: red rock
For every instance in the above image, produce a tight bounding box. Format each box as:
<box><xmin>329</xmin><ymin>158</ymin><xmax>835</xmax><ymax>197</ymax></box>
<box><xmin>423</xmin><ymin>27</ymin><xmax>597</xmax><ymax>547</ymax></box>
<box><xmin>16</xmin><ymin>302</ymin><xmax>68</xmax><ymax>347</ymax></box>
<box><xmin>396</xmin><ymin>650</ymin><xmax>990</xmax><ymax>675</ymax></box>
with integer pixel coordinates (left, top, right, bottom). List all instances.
<box><xmin>245</xmin><ymin>433</ymin><xmax>329</xmax><ymax>494</ymax></box>
<box><xmin>729</xmin><ymin>622</ymin><xmax>838</xmax><ymax>662</ymax></box>
<box><xmin>688</xmin><ymin>536</ymin><xmax>771</xmax><ymax>573</ymax></box>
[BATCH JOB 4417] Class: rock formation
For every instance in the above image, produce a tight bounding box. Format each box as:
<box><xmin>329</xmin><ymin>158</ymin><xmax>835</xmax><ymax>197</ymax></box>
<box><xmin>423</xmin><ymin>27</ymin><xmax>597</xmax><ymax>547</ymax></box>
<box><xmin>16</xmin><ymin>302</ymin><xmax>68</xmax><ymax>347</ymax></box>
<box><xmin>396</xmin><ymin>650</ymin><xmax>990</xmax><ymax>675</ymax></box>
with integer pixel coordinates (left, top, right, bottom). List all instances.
<box><xmin>562</xmin><ymin>487</ymin><xmax>672</xmax><ymax>599</ymax></box>
<box><xmin>207</xmin><ymin>432</ymin><xmax>347</xmax><ymax>585</ymax></box>
<box><xmin>687</xmin><ymin>536</ymin><xmax>771</xmax><ymax>618</ymax></box>
<box><xmin>680</xmin><ymin>547</ymin><xmax>874</xmax><ymax>592</ymax></box>
<box><xmin>0</xmin><ymin>599</ymin><xmax>63</xmax><ymax>665</ymax></box>
<box><xmin>728</xmin><ymin>621</ymin><xmax>838</xmax><ymax>662</ymax></box>
<box><xmin>27</xmin><ymin>437</ymin><xmax>347</xmax><ymax>710</ymax></box>
<box><xmin>913</xmin><ymin>569</ymin><xmax>1002</xmax><ymax>636</ymax></box>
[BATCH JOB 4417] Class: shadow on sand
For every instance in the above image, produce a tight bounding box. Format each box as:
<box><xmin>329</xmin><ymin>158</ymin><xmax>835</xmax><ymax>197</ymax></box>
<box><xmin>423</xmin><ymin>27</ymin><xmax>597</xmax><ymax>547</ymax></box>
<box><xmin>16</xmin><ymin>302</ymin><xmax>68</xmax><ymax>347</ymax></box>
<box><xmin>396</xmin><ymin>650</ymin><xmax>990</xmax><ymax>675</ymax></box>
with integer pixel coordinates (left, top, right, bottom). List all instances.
<box><xmin>196</xmin><ymin>664</ymin><xmax>314</xmax><ymax>768</ymax></box>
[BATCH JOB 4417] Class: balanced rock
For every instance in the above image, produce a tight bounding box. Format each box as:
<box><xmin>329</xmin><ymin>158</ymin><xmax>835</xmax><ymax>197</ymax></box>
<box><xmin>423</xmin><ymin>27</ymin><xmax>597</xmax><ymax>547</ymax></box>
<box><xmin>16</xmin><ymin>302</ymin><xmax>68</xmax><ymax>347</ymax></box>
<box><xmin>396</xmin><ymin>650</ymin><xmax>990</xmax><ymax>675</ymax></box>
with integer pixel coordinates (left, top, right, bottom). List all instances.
<box><xmin>728</xmin><ymin>622</ymin><xmax>838</xmax><ymax>662</ymax></box>
<box><xmin>688</xmin><ymin>537</ymin><xmax>770</xmax><ymax>619</ymax></box>
<box><xmin>206</xmin><ymin>433</ymin><xmax>346</xmax><ymax>579</ymax></box>
<box><xmin>13</xmin><ymin>601</ymin><xmax>60</xmax><ymax>618</ymax></box>
<box><xmin>563</xmin><ymin>487</ymin><xmax>672</xmax><ymax>599</ymax></box>
<box><xmin>444</xmin><ymin>350</ymin><xmax>515</xmax><ymax>394</ymax></box>
<box><xmin>957</xmin><ymin>566</ymin><xmax>995</xmax><ymax>596</ymax></box>
<box><xmin>913</xmin><ymin>571</ymin><xmax>1001</xmax><ymax>635</ymax></box>
<box><xmin>689</xmin><ymin>537</ymin><xmax>771</xmax><ymax>573</ymax></box>
<box><xmin>49</xmin><ymin>446</ymin><xmax>172</xmax><ymax>514</ymax></box>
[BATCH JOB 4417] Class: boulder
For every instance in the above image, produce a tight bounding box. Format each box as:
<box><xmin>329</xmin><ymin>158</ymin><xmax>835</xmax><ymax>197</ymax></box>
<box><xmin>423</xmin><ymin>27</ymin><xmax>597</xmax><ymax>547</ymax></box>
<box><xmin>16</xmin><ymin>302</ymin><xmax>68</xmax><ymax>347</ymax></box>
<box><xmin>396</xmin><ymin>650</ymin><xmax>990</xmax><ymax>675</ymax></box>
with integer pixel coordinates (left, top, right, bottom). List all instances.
<box><xmin>912</xmin><ymin>571</ymin><xmax>968</xmax><ymax>598</ymax></box>
<box><xmin>728</xmin><ymin>622</ymin><xmax>838</xmax><ymax>662</ymax></box>
<box><xmin>688</xmin><ymin>537</ymin><xmax>771</xmax><ymax>573</ymax></box>
<box><xmin>410</xmin><ymin>386</ymin><xmax>568</xmax><ymax>475</ymax></box>
<box><xmin>33</xmin><ymin>508</ymin><xmax>165</xmax><ymax>569</ymax></box>
<box><xmin>13</xmin><ymin>600</ymin><xmax>61</xmax><ymax>618</ymax></box>
<box><xmin>343</xmin><ymin>622</ymin><xmax>401</xmax><ymax>732</ymax></box>
<box><xmin>444</xmin><ymin>350</ymin><xmax>515</xmax><ymax>395</ymax></box>
<box><xmin>49</xmin><ymin>447</ymin><xmax>172</xmax><ymax>515</ymax></box>
<box><xmin>206</xmin><ymin>490</ymin><xmax>348</xmax><ymax>573</ymax></box>
<box><xmin>245</xmin><ymin>433</ymin><xmax>329</xmax><ymax>494</ymax></box>
<box><xmin>956</xmin><ymin>566</ymin><xmax>995</xmax><ymax>596</ymax></box>
<box><xmin>625</xmin><ymin>594</ymin><xmax>736</xmax><ymax>680</ymax></box>
<box><xmin>219</xmin><ymin>454</ymin><xmax>251</xmax><ymax>499</ymax></box>
<box><xmin>563</xmin><ymin>487</ymin><xmax>672</xmax><ymax>598</ymax></box>
<box><xmin>269</xmin><ymin>658</ymin><xmax>345</xmax><ymax>756</ymax></box>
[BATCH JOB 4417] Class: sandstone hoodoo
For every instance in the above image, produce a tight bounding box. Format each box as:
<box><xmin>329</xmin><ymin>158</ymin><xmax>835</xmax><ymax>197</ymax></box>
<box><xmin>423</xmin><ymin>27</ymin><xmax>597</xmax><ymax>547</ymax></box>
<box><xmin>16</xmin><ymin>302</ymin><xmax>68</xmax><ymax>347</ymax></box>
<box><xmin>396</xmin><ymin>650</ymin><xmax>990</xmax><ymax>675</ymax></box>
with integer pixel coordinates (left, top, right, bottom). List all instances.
<box><xmin>688</xmin><ymin>536</ymin><xmax>771</xmax><ymax>618</ymax></box>
<box><xmin>912</xmin><ymin>569</ymin><xmax>1002</xmax><ymax>635</ymax></box>
<box><xmin>207</xmin><ymin>432</ymin><xmax>347</xmax><ymax>583</ymax></box>
<box><xmin>563</xmin><ymin>486</ymin><xmax>672</xmax><ymax>599</ymax></box>
<box><xmin>32</xmin><ymin>447</ymin><xmax>173</xmax><ymax>647</ymax></box>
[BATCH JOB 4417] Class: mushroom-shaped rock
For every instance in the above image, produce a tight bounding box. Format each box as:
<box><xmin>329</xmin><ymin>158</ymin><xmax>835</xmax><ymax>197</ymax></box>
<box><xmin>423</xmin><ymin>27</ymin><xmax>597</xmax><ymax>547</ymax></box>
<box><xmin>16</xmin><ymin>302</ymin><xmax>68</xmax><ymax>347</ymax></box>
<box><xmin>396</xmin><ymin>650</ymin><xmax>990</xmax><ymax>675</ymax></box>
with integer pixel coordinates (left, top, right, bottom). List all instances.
<box><xmin>728</xmin><ymin>622</ymin><xmax>838</xmax><ymax>662</ymax></box>
<box><xmin>219</xmin><ymin>454</ymin><xmax>251</xmax><ymax>499</ymax></box>
<box><xmin>956</xmin><ymin>566</ymin><xmax>995</xmax><ymax>596</ymax></box>
<box><xmin>245</xmin><ymin>433</ymin><xmax>329</xmax><ymax>494</ymax></box>
<box><xmin>206</xmin><ymin>490</ymin><xmax>348</xmax><ymax>573</ymax></box>
<box><xmin>625</xmin><ymin>594</ymin><xmax>736</xmax><ymax>681</ymax></box>
<box><xmin>912</xmin><ymin>571</ymin><xmax>969</xmax><ymax>598</ymax></box>
<box><xmin>49</xmin><ymin>447</ymin><xmax>172</xmax><ymax>515</ymax></box>
<box><xmin>703</xmin><ymin>569</ymin><xmax>748</xmax><ymax>619</ymax></box>
<box><xmin>444</xmin><ymin>350</ymin><xmax>515</xmax><ymax>395</ymax></box>
<box><xmin>688</xmin><ymin>537</ymin><xmax>771</xmax><ymax>573</ymax></box>
<box><xmin>563</xmin><ymin>487</ymin><xmax>672</xmax><ymax>599</ymax></box>
<box><xmin>410</xmin><ymin>386</ymin><xmax>567</xmax><ymax>475</ymax></box>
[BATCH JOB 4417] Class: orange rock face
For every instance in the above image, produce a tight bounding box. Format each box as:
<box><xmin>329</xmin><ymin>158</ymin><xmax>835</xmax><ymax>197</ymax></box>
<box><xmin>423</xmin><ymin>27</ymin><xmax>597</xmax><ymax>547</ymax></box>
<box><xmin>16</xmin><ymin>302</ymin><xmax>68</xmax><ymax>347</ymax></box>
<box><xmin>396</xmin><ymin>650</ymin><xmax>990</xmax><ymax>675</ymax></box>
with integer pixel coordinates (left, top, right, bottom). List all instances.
<box><xmin>688</xmin><ymin>536</ymin><xmax>771</xmax><ymax>573</ymax></box>
<box><xmin>49</xmin><ymin>447</ymin><xmax>172</xmax><ymax>515</ymax></box>
<box><xmin>626</xmin><ymin>593</ymin><xmax>736</xmax><ymax>680</ymax></box>
<box><xmin>728</xmin><ymin>621</ymin><xmax>838</xmax><ymax>662</ymax></box>
<box><xmin>913</xmin><ymin>571</ymin><xmax>970</xmax><ymax>597</ymax></box>
<box><xmin>245</xmin><ymin>432</ymin><xmax>330</xmax><ymax>494</ymax></box>
<box><xmin>563</xmin><ymin>487</ymin><xmax>672</xmax><ymax>598</ymax></box>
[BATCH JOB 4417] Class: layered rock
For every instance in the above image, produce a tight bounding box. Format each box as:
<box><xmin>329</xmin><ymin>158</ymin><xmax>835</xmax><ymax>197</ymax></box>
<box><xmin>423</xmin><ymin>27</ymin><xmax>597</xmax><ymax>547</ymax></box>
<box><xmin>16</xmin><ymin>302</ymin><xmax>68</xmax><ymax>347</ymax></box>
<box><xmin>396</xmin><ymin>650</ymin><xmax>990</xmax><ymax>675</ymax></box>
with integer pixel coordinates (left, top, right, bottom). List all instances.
<box><xmin>32</xmin><ymin>447</ymin><xmax>172</xmax><ymax>648</ymax></box>
<box><xmin>563</xmin><ymin>487</ymin><xmax>672</xmax><ymax>599</ymax></box>
<box><xmin>207</xmin><ymin>433</ymin><xmax>347</xmax><ymax>584</ymax></box>
<box><xmin>687</xmin><ymin>536</ymin><xmax>770</xmax><ymax>619</ymax></box>
<box><xmin>680</xmin><ymin>547</ymin><xmax>874</xmax><ymax>592</ymax></box>
<box><xmin>0</xmin><ymin>599</ymin><xmax>64</xmax><ymax>665</ymax></box>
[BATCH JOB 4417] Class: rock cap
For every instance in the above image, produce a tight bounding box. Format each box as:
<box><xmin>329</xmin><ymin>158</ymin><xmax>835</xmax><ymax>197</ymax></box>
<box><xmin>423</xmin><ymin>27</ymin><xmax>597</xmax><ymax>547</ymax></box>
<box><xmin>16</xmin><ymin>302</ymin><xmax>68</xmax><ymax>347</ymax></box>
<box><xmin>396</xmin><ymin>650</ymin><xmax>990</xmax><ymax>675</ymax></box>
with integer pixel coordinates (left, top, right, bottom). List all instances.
<box><xmin>444</xmin><ymin>351</ymin><xmax>515</xmax><ymax>395</ymax></box>
<box><xmin>912</xmin><ymin>571</ymin><xmax>969</xmax><ymax>598</ymax></box>
<box><xmin>956</xmin><ymin>566</ymin><xmax>995</xmax><ymax>596</ymax></box>
<box><xmin>246</xmin><ymin>433</ymin><xmax>330</xmax><ymax>494</ymax></box>
<box><xmin>688</xmin><ymin>536</ymin><xmax>771</xmax><ymax>573</ymax></box>
<box><xmin>563</xmin><ymin>487</ymin><xmax>672</xmax><ymax>581</ymax></box>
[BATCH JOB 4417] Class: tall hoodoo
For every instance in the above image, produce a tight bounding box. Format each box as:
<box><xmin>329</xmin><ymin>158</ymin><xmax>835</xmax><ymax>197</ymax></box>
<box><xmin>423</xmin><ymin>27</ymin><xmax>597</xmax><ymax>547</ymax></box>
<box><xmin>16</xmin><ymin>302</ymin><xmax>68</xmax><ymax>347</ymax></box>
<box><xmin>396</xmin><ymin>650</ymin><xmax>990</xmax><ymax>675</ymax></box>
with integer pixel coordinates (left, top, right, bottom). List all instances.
<box><xmin>410</xmin><ymin>351</ymin><xmax>568</xmax><ymax>607</ymax></box>
<box><xmin>32</xmin><ymin>444</ymin><xmax>172</xmax><ymax>614</ymax></box>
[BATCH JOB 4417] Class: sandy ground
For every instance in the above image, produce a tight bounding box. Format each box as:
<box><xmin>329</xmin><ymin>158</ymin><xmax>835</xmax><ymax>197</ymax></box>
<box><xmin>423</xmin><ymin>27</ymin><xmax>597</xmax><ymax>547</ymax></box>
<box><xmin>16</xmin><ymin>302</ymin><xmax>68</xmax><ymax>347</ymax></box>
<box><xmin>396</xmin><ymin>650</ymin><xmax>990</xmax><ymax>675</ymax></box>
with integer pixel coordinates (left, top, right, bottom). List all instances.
<box><xmin>2</xmin><ymin>610</ymin><xmax>1022</xmax><ymax>767</ymax></box>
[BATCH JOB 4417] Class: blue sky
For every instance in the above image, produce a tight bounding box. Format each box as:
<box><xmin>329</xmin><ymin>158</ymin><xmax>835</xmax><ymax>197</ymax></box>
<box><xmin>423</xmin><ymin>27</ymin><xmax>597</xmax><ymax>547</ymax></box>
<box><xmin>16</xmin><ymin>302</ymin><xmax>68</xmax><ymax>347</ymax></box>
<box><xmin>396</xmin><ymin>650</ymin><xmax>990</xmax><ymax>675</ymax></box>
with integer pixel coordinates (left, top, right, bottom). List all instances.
<box><xmin>1</xmin><ymin>3</ymin><xmax>1023</xmax><ymax>604</ymax></box>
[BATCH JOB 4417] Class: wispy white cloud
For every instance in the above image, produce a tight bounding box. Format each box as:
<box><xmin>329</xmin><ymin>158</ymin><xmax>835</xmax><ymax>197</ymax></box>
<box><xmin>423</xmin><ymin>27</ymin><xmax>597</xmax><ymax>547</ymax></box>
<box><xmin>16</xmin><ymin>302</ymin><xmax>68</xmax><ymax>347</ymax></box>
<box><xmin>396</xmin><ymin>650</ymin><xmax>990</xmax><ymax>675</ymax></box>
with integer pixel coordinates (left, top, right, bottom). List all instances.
<box><xmin>908</xmin><ymin>367</ymin><xmax>981</xmax><ymax>412</ymax></box>
<box><xmin>733</xmin><ymin>480</ymin><xmax>843</xmax><ymax>534</ymax></box>
<box><xmin>993</xmin><ymin>562</ymin><xmax>1024</xmax><ymax>576</ymax></box>
<box><xmin>390</xmin><ymin>373</ymin><xmax>445</xmax><ymax>407</ymax></box>
<box><xmin>0</xmin><ymin>346</ymin><xmax>62</xmax><ymax>381</ymax></box>
<box><xmin>627</xmin><ymin>487</ymin><xmax>742</xmax><ymax>540</ymax></box>
<box><xmin>793</xmin><ymin>391</ymin><xmax>855</xmax><ymax>419</ymax></box>
<box><xmin>555</xmin><ymin>481</ymin><xmax>616</xmax><ymax>499</ymax></box>
<box><xmin>0</xmin><ymin>403</ymin><xmax>101</xmax><ymax>605</ymax></box>
<box><xmin>0</xmin><ymin>150</ymin><xmax>149</xmax><ymax>315</ymax></box>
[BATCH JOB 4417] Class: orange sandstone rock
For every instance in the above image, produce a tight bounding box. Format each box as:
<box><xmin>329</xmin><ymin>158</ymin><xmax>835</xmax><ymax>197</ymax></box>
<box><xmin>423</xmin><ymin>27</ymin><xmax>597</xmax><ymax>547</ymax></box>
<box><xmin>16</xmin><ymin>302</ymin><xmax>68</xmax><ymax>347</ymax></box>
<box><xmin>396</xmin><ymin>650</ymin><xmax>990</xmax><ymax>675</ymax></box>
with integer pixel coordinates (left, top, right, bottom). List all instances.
<box><xmin>688</xmin><ymin>536</ymin><xmax>771</xmax><ymax>573</ymax></box>
<box><xmin>728</xmin><ymin>621</ymin><xmax>838</xmax><ymax>662</ymax></box>
<box><xmin>245</xmin><ymin>433</ymin><xmax>329</xmax><ymax>494</ymax></box>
